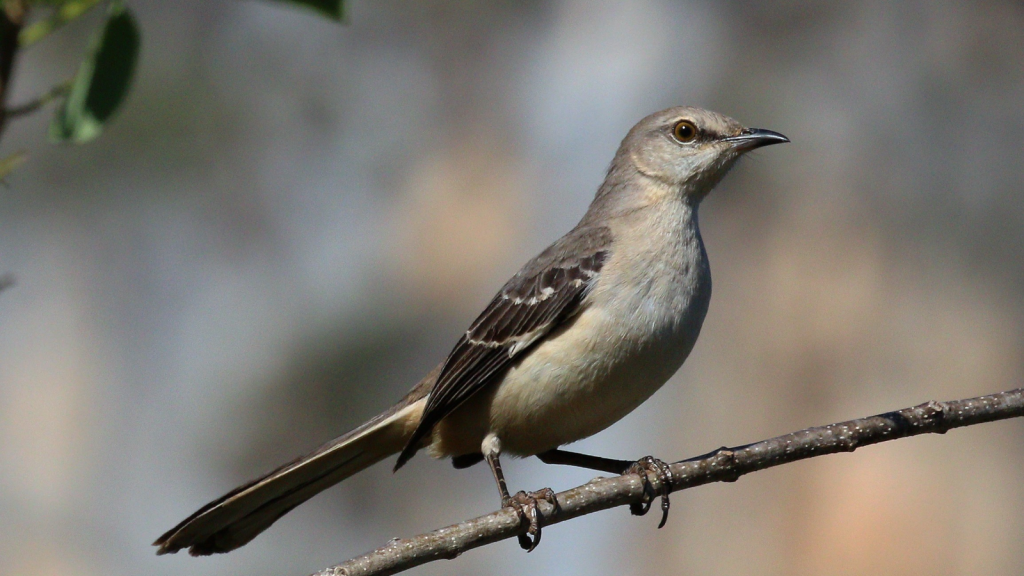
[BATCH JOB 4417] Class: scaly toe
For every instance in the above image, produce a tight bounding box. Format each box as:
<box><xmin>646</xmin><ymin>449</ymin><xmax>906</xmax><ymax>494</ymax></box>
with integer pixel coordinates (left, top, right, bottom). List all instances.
<box><xmin>626</xmin><ymin>456</ymin><xmax>674</xmax><ymax>528</ymax></box>
<box><xmin>505</xmin><ymin>488</ymin><xmax>557</xmax><ymax>552</ymax></box>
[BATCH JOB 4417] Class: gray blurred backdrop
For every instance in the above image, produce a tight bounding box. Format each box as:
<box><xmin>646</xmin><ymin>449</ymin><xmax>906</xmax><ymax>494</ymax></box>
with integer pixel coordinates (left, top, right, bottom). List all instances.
<box><xmin>1</xmin><ymin>1</ymin><xmax>1023</xmax><ymax>575</ymax></box>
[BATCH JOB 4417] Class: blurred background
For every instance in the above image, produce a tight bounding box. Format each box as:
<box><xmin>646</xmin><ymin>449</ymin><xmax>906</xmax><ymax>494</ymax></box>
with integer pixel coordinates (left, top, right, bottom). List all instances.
<box><xmin>1</xmin><ymin>1</ymin><xmax>1024</xmax><ymax>575</ymax></box>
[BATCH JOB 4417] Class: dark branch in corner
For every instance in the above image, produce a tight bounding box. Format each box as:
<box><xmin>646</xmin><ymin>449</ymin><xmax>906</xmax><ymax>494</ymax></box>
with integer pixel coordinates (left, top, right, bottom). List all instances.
<box><xmin>312</xmin><ymin>388</ymin><xmax>1024</xmax><ymax>576</ymax></box>
<box><xmin>0</xmin><ymin>0</ymin><xmax>28</xmax><ymax>134</ymax></box>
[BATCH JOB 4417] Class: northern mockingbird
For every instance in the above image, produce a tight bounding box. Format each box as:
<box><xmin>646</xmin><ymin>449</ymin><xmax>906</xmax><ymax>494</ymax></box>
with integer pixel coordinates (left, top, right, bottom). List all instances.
<box><xmin>155</xmin><ymin>106</ymin><xmax>788</xmax><ymax>556</ymax></box>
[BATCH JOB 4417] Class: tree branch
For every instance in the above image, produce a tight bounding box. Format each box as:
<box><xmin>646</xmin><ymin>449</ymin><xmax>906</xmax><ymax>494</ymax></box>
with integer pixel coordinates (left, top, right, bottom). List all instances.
<box><xmin>312</xmin><ymin>388</ymin><xmax>1024</xmax><ymax>576</ymax></box>
<box><xmin>0</xmin><ymin>0</ymin><xmax>28</xmax><ymax>134</ymax></box>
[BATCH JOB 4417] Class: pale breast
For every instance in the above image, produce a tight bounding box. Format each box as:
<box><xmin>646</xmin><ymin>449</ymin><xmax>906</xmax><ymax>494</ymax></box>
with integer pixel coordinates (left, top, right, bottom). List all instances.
<box><xmin>486</xmin><ymin>216</ymin><xmax>711</xmax><ymax>455</ymax></box>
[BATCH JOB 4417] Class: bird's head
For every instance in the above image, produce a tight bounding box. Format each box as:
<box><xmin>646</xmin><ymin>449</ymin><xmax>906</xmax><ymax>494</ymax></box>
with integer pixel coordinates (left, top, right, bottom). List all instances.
<box><xmin>615</xmin><ymin>106</ymin><xmax>788</xmax><ymax>202</ymax></box>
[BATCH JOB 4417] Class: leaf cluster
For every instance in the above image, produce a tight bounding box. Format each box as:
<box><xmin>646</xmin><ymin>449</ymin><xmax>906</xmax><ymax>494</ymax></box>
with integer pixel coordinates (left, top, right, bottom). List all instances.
<box><xmin>0</xmin><ymin>0</ymin><xmax>346</xmax><ymax>176</ymax></box>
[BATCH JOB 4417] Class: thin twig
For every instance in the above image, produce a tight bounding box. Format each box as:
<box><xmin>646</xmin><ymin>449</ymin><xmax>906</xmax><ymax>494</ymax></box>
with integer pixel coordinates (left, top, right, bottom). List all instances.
<box><xmin>5</xmin><ymin>80</ymin><xmax>70</xmax><ymax>118</ymax></box>
<box><xmin>18</xmin><ymin>0</ymin><xmax>103</xmax><ymax>48</ymax></box>
<box><xmin>314</xmin><ymin>388</ymin><xmax>1024</xmax><ymax>576</ymax></box>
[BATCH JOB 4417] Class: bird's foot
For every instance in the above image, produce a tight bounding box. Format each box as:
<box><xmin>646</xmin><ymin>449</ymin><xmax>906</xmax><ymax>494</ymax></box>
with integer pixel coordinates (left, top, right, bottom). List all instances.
<box><xmin>626</xmin><ymin>456</ymin><xmax>674</xmax><ymax>528</ymax></box>
<box><xmin>503</xmin><ymin>488</ymin><xmax>558</xmax><ymax>552</ymax></box>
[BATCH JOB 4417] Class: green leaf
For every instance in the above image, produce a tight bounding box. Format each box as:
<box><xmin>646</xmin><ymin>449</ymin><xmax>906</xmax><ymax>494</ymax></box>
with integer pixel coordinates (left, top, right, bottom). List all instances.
<box><xmin>49</xmin><ymin>1</ymin><xmax>140</xmax><ymax>143</ymax></box>
<box><xmin>271</xmin><ymin>0</ymin><xmax>345</xmax><ymax>22</ymax></box>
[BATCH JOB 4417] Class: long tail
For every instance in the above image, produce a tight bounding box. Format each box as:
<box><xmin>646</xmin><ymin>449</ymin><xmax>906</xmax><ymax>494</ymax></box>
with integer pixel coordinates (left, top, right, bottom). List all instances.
<box><xmin>154</xmin><ymin>395</ymin><xmax>427</xmax><ymax>556</ymax></box>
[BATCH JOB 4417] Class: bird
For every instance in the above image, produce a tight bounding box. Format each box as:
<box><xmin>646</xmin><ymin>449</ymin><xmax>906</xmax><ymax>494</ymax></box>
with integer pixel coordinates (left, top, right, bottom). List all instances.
<box><xmin>154</xmin><ymin>106</ymin><xmax>788</xmax><ymax>556</ymax></box>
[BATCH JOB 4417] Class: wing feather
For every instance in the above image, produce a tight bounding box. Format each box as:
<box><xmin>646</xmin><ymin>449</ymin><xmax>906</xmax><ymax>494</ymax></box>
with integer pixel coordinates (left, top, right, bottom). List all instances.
<box><xmin>393</xmin><ymin>225</ymin><xmax>612</xmax><ymax>469</ymax></box>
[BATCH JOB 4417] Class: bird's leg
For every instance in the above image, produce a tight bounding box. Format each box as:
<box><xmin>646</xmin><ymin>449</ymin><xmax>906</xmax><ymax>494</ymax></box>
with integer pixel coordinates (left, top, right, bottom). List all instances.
<box><xmin>483</xmin><ymin>434</ymin><xmax>558</xmax><ymax>552</ymax></box>
<box><xmin>537</xmin><ymin>448</ymin><xmax>674</xmax><ymax>528</ymax></box>
<box><xmin>536</xmin><ymin>448</ymin><xmax>632</xmax><ymax>473</ymax></box>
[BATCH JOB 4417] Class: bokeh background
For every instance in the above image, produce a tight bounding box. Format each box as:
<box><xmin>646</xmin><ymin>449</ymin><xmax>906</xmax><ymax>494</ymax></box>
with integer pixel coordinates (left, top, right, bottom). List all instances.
<box><xmin>2</xmin><ymin>1</ymin><xmax>1024</xmax><ymax>575</ymax></box>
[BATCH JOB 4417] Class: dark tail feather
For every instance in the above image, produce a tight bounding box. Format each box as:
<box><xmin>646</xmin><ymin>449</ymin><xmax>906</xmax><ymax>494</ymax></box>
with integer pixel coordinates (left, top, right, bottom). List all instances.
<box><xmin>154</xmin><ymin>399</ymin><xmax>424</xmax><ymax>556</ymax></box>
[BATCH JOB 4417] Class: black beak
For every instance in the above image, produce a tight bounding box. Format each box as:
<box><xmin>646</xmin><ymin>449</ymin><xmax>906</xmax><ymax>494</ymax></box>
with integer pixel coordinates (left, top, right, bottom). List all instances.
<box><xmin>724</xmin><ymin>128</ymin><xmax>790</xmax><ymax>151</ymax></box>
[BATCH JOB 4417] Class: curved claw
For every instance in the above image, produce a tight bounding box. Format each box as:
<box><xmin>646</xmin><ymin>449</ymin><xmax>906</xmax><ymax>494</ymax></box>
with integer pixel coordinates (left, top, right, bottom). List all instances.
<box><xmin>626</xmin><ymin>456</ymin><xmax>674</xmax><ymax>528</ymax></box>
<box><xmin>504</xmin><ymin>488</ymin><xmax>558</xmax><ymax>552</ymax></box>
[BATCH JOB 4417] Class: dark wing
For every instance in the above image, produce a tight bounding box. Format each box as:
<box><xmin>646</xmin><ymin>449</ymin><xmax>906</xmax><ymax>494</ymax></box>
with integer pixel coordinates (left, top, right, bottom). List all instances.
<box><xmin>394</xmin><ymin>225</ymin><xmax>612</xmax><ymax>469</ymax></box>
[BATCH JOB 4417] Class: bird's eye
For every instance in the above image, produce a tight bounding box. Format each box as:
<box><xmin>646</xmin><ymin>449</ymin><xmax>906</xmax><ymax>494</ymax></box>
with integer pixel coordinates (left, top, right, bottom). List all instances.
<box><xmin>672</xmin><ymin>120</ymin><xmax>698</xmax><ymax>143</ymax></box>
